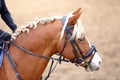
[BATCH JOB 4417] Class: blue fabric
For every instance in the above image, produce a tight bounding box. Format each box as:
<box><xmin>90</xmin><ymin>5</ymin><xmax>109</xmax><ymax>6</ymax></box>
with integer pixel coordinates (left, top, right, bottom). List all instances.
<box><xmin>0</xmin><ymin>0</ymin><xmax>17</xmax><ymax>32</ymax></box>
<box><xmin>62</xmin><ymin>16</ymin><xmax>67</xmax><ymax>25</ymax></box>
<box><xmin>0</xmin><ymin>42</ymin><xmax>4</xmax><ymax>67</ymax></box>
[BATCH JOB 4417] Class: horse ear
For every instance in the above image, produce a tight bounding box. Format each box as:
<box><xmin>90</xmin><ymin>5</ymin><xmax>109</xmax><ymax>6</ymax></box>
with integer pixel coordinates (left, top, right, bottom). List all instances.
<box><xmin>73</xmin><ymin>8</ymin><xmax>81</xmax><ymax>15</ymax></box>
<box><xmin>68</xmin><ymin>12</ymin><xmax>82</xmax><ymax>26</ymax></box>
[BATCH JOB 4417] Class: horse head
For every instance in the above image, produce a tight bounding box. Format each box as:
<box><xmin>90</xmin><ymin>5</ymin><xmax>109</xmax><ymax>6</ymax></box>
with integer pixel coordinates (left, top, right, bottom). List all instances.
<box><xmin>57</xmin><ymin>8</ymin><xmax>102</xmax><ymax>71</ymax></box>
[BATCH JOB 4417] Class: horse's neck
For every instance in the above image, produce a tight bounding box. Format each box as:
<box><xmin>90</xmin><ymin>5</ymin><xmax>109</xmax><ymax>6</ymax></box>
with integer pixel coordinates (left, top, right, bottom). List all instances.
<box><xmin>3</xmin><ymin>19</ymin><xmax>62</xmax><ymax>80</ymax></box>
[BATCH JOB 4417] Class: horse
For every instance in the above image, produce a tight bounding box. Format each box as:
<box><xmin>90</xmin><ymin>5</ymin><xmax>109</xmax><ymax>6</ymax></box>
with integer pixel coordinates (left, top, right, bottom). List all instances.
<box><xmin>0</xmin><ymin>8</ymin><xmax>102</xmax><ymax>80</ymax></box>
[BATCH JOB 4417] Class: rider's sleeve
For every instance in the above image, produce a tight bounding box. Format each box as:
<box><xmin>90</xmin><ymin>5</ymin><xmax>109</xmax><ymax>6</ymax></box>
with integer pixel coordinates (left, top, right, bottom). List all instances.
<box><xmin>1</xmin><ymin>0</ymin><xmax>17</xmax><ymax>32</ymax></box>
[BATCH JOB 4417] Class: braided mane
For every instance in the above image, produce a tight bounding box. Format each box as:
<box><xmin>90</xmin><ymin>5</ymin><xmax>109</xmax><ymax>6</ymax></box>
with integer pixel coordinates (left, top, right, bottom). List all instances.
<box><xmin>12</xmin><ymin>16</ymin><xmax>61</xmax><ymax>40</ymax></box>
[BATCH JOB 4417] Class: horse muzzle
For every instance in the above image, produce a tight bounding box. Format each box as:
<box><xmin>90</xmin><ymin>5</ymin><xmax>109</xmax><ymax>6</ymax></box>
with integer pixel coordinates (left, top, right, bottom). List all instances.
<box><xmin>86</xmin><ymin>52</ymin><xmax>102</xmax><ymax>72</ymax></box>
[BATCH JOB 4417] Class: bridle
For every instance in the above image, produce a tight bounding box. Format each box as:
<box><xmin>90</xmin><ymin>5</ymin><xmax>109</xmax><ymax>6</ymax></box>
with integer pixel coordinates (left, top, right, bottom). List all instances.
<box><xmin>60</xmin><ymin>16</ymin><xmax>97</xmax><ymax>66</ymax></box>
<box><xmin>62</xmin><ymin>26</ymin><xmax>97</xmax><ymax>66</ymax></box>
<box><xmin>2</xmin><ymin>16</ymin><xmax>97</xmax><ymax>80</ymax></box>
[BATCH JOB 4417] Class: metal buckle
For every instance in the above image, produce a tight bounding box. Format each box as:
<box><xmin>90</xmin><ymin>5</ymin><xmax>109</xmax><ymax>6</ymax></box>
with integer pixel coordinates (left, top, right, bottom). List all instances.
<box><xmin>75</xmin><ymin>58</ymin><xmax>84</xmax><ymax>66</ymax></box>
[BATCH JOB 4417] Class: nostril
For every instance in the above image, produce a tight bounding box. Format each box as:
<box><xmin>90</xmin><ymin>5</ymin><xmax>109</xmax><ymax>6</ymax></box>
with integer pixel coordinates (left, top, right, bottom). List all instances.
<box><xmin>99</xmin><ymin>61</ymin><xmax>101</xmax><ymax>64</ymax></box>
<box><xmin>96</xmin><ymin>67</ymin><xmax>99</xmax><ymax>70</ymax></box>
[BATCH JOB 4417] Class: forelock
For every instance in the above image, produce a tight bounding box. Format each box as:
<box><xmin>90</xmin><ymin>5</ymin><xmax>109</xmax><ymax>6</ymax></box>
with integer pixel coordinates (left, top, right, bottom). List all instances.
<box><xmin>72</xmin><ymin>19</ymin><xmax>85</xmax><ymax>40</ymax></box>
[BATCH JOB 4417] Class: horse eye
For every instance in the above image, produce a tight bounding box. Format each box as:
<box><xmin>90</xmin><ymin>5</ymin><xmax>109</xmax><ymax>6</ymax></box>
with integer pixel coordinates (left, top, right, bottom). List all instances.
<box><xmin>78</xmin><ymin>38</ymin><xmax>83</xmax><ymax>41</ymax></box>
<box><xmin>78</xmin><ymin>36</ymin><xmax>85</xmax><ymax>41</ymax></box>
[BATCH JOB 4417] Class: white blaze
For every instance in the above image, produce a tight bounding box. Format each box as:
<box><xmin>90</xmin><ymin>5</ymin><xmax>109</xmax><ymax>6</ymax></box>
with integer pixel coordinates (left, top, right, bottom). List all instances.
<box><xmin>90</xmin><ymin>52</ymin><xmax>102</xmax><ymax>71</ymax></box>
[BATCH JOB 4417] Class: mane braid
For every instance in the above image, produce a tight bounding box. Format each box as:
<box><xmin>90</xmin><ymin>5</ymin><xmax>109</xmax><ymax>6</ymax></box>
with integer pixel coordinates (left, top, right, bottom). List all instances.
<box><xmin>12</xmin><ymin>16</ymin><xmax>57</xmax><ymax>40</ymax></box>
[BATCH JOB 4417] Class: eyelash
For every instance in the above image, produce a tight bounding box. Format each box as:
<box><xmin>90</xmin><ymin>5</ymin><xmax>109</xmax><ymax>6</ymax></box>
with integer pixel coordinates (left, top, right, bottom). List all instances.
<box><xmin>78</xmin><ymin>36</ymin><xmax>85</xmax><ymax>41</ymax></box>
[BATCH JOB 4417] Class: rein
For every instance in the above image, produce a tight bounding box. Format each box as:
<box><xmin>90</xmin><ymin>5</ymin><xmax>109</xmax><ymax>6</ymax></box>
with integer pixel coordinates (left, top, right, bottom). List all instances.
<box><xmin>7</xmin><ymin>41</ymin><xmax>70</xmax><ymax>80</ymax></box>
<box><xmin>11</xmin><ymin>42</ymin><xmax>69</xmax><ymax>62</ymax></box>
